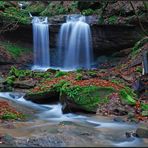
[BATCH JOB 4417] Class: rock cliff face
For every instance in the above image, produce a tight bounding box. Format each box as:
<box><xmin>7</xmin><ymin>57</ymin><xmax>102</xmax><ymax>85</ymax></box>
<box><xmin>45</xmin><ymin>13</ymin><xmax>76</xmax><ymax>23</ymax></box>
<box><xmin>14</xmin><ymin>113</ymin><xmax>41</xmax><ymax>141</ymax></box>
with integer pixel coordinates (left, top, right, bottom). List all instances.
<box><xmin>2</xmin><ymin>23</ymin><xmax>143</xmax><ymax>57</ymax></box>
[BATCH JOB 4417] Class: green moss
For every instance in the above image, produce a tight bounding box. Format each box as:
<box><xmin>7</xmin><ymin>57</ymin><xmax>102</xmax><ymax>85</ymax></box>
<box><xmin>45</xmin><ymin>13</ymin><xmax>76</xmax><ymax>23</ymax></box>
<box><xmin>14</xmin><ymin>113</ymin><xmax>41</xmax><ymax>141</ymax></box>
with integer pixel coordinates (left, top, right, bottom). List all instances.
<box><xmin>131</xmin><ymin>37</ymin><xmax>148</xmax><ymax>56</ymax></box>
<box><xmin>108</xmin><ymin>16</ymin><xmax>118</xmax><ymax>24</ymax></box>
<box><xmin>33</xmin><ymin>72</ymin><xmax>51</xmax><ymax>79</ymax></box>
<box><xmin>76</xmin><ymin>68</ymin><xmax>83</xmax><ymax>73</ymax></box>
<box><xmin>87</xmin><ymin>71</ymin><xmax>97</xmax><ymax>77</ymax></box>
<box><xmin>0</xmin><ymin>7</ymin><xmax>30</xmax><ymax>24</ymax></box>
<box><xmin>0</xmin><ymin>112</ymin><xmax>25</xmax><ymax>120</ymax></box>
<box><xmin>0</xmin><ymin>41</ymin><xmax>31</xmax><ymax>58</ymax></box>
<box><xmin>9</xmin><ymin>66</ymin><xmax>32</xmax><ymax>78</ymax></box>
<box><xmin>69</xmin><ymin>1</ymin><xmax>79</xmax><ymax>13</ymax></box>
<box><xmin>27</xmin><ymin>78</ymin><xmax>115</xmax><ymax>112</ymax></box>
<box><xmin>141</xmin><ymin>103</ymin><xmax>148</xmax><ymax>111</ymax></box>
<box><xmin>111</xmin><ymin>79</ymin><xmax>122</xmax><ymax>85</ymax></box>
<box><xmin>40</xmin><ymin>3</ymin><xmax>67</xmax><ymax>17</ymax></box>
<box><xmin>124</xmin><ymin>86</ymin><xmax>137</xmax><ymax>99</ymax></box>
<box><xmin>75</xmin><ymin>73</ymin><xmax>83</xmax><ymax>80</ymax></box>
<box><xmin>0</xmin><ymin>1</ymin><xmax>5</xmax><ymax>9</ymax></box>
<box><xmin>82</xmin><ymin>8</ymin><xmax>94</xmax><ymax>16</ymax></box>
<box><xmin>8</xmin><ymin>66</ymin><xmax>52</xmax><ymax>80</ymax></box>
<box><xmin>26</xmin><ymin>2</ymin><xmax>45</xmax><ymax>14</ymax></box>
<box><xmin>119</xmin><ymin>89</ymin><xmax>136</xmax><ymax>105</ymax></box>
<box><xmin>55</xmin><ymin>71</ymin><xmax>67</xmax><ymax>78</ymax></box>
<box><xmin>61</xmin><ymin>85</ymin><xmax>115</xmax><ymax>111</ymax></box>
<box><xmin>5</xmin><ymin>76</ymin><xmax>15</xmax><ymax>86</ymax></box>
<box><xmin>136</xmin><ymin>66</ymin><xmax>142</xmax><ymax>73</ymax></box>
<box><xmin>27</xmin><ymin>88</ymin><xmax>53</xmax><ymax>97</ymax></box>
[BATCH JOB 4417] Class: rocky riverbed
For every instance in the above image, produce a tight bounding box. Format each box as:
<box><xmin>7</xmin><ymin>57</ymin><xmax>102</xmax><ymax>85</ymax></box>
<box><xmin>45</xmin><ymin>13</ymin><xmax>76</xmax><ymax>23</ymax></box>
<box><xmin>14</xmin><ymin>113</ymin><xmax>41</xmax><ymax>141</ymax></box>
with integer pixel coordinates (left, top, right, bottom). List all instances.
<box><xmin>0</xmin><ymin>93</ymin><xmax>148</xmax><ymax>147</ymax></box>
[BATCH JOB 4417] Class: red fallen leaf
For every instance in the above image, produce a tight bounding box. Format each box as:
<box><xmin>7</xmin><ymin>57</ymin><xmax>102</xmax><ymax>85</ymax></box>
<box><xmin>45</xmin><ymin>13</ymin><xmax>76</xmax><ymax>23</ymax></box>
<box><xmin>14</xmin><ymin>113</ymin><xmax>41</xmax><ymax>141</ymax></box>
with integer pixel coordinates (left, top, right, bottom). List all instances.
<box><xmin>0</xmin><ymin>101</ymin><xmax>22</xmax><ymax>119</ymax></box>
<box><xmin>135</xmin><ymin>101</ymin><xmax>141</xmax><ymax>109</ymax></box>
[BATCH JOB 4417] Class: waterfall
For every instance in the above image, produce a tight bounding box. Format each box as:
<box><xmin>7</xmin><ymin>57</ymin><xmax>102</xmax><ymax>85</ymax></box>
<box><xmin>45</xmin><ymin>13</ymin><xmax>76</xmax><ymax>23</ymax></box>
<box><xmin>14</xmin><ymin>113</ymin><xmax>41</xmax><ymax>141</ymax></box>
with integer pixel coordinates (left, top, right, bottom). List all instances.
<box><xmin>57</xmin><ymin>15</ymin><xmax>93</xmax><ymax>70</ymax></box>
<box><xmin>32</xmin><ymin>17</ymin><xmax>50</xmax><ymax>70</ymax></box>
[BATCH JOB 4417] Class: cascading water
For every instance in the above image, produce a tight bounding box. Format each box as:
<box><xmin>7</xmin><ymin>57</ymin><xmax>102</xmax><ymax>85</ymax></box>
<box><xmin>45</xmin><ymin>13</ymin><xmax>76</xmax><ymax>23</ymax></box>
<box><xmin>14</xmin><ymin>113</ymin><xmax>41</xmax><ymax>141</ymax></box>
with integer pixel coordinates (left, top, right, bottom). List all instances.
<box><xmin>32</xmin><ymin>17</ymin><xmax>50</xmax><ymax>70</ymax></box>
<box><xmin>57</xmin><ymin>15</ymin><xmax>93</xmax><ymax>70</ymax></box>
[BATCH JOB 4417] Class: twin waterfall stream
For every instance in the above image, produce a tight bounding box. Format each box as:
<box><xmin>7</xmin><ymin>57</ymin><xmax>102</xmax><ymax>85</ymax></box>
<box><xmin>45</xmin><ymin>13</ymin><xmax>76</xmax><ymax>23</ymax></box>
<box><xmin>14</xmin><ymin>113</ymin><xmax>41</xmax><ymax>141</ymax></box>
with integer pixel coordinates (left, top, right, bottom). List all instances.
<box><xmin>32</xmin><ymin>15</ymin><xmax>93</xmax><ymax>71</ymax></box>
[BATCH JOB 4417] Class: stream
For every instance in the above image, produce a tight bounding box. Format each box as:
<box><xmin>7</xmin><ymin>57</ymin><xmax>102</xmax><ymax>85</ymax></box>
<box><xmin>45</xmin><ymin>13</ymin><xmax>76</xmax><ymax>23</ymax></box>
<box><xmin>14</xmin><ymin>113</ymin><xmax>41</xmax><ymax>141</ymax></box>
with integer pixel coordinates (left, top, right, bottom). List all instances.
<box><xmin>0</xmin><ymin>92</ymin><xmax>147</xmax><ymax>147</ymax></box>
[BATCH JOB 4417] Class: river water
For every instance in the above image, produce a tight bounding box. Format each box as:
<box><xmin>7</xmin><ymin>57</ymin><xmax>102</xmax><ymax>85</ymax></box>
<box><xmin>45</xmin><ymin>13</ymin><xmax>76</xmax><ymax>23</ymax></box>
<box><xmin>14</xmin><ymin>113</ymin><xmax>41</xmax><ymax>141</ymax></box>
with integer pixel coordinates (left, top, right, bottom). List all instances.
<box><xmin>0</xmin><ymin>92</ymin><xmax>147</xmax><ymax>147</ymax></box>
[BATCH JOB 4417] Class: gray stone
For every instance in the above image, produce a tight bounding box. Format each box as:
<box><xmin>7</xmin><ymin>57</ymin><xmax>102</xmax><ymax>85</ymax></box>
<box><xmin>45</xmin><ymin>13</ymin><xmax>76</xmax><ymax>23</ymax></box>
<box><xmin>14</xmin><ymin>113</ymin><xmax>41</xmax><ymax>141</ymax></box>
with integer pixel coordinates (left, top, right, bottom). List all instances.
<box><xmin>136</xmin><ymin>125</ymin><xmax>148</xmax><ymax>138</ymax></box>
<box><xmin>113</xmin><ymin>117</ymin><xmax>125</xmax><ymax>122</ymax></box>
<box><xmin>2</xmin><ymin>23</ymin><xmax>144</xmax><ymax>57</ymax></box>
<box><xmin>24</xmin><ymin>90</ymin><xmax>59</xmax><ymax>104</ymax></box>
<box><xmin>13</xmin><ymin>79</ymin><xmax>37</xmax><ymax>89</ymax></box>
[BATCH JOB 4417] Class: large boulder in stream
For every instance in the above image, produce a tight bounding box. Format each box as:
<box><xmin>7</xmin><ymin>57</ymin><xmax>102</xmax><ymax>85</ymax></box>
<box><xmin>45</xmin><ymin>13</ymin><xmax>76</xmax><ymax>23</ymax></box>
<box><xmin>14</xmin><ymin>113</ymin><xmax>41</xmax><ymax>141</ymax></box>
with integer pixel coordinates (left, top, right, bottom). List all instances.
<box><xmin>24</xmin><ymin>90</ymin><xmax>59</xmax><ymax>104</ymax></box>
<box><xmin>136</xmin><ymin>125</ymin><xmax>148</xmax><ymax>138</ymax></box>
<box><xmin>13</xmin><ymin>79</ymin><xmax>37</xmax><ymax>89</ymax></box>
<box><xmin>24</xmin><ymin>73</ymin><xmax>137</xmax><ymax>114</ymax></box>
<box><xmin>60</xmin><ymin>86</ymin><xmax>115</xmax><ymax>114</ymax></box>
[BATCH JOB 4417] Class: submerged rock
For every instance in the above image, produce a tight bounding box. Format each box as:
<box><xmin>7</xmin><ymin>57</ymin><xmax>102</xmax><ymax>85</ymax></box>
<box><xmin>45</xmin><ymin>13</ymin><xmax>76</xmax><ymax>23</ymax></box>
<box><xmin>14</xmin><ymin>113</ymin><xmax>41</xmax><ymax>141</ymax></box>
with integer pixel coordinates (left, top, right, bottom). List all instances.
<box><xmin>113</xmin><ymin>108</ymin><xmax>128</xmax><ymax>116</ymax></box>
<box><xmin>60</xmin><ymin>86</ymin><xmax>115</xmax><ymax>114</ymax></box>
<box><xmin>136</xmin><ymin>125</ymin><xmax>148</xmax><ymax>138</ymax></box>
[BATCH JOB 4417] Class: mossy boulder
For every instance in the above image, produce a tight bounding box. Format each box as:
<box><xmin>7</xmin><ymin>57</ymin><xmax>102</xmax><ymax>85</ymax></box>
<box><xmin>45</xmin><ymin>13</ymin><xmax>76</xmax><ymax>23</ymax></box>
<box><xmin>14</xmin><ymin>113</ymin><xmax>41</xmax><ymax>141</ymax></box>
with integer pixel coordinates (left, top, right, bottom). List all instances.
<box><xmin>13</xmin><ymin>79</ymin><xmax>37</xmax><ymax>89</ymax></box>
<box><xmin>60</xmin><ymin>86</ymin><xmax>115</xmax><ymax>113</ymax></box>
<box><xmin>24</xmin><ymin>80</ymin><xmax>67</xmax><ymax>104</ymax></box>
<box><xmin>24</xmin><ymin>71</ymin><xmax>138</xmax><ymax>114</ymax></box>
<box><xmin>119</xmin><ymin>89</ymin><xmax>136</xmax><ymax>105</ymax></box>
<box><xmin>24</xmin><ymin>89</ymin><xmax>59</xmax><ymax>104</ymax></box>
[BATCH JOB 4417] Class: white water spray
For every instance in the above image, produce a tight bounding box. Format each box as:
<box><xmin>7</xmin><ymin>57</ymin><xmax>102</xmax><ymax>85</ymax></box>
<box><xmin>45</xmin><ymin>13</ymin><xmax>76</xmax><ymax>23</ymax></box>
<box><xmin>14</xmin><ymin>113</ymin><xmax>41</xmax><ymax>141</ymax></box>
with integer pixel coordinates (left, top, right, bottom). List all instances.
<box><xmin>57</xmin><ymin>15</ymin><xmax>93</xmax><ymax>70</ymax></box>
<box><xmin>32</xmin><ymin>17</ymin><xmax>50</xmax><ymax>69</ymax></box>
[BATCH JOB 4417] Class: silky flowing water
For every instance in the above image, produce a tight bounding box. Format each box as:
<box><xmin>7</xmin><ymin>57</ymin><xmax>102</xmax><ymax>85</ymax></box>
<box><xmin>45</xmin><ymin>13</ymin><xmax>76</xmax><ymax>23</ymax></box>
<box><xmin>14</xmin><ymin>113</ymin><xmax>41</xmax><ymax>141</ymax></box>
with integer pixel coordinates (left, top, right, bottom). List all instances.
<box><xmin>0</xmin><ymin>92</ymin><xmax>147</xmax><ymax>147</ymax></box>
<box><xmin>57</xmin><ymin>15</ymin><xmax>93</xmax><ymax>71</ymax></box>
<box><xmin>32</xmin><ymin>17</ymin><xmax>50</xmax><ymax>70</ymax></box>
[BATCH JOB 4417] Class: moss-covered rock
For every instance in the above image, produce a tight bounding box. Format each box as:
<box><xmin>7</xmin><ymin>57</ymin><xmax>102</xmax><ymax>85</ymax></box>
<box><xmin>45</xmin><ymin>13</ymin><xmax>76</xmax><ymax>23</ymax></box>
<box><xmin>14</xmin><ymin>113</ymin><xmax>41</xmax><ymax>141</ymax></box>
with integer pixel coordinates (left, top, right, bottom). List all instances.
<box><xmin>13</xmin><ymin>79</ymin><xmax>37</xmax><ymax>89</ymax></box>
<box><xmin>119</xmin><ymin>89</ymin><xmax>136</xmax><ymax>105</ymax></box>
<box><xmin>60</xmin><ymin>86</ymin><xmax>115</xmax><ymax>113</ymax></box>
<box><xmin>24</xmin><ymin>70</ymin><xmax>139</xmax><ymax>114</ymax></box>
<box><xmin>131</xmin><ymin>37</ymin><xmax>148</xmax><ymax>57</ymax></box>
<box><xmin>24</xmin><ymin>89</ymin><xmax>59</xmax><ymax>104</ymax></box>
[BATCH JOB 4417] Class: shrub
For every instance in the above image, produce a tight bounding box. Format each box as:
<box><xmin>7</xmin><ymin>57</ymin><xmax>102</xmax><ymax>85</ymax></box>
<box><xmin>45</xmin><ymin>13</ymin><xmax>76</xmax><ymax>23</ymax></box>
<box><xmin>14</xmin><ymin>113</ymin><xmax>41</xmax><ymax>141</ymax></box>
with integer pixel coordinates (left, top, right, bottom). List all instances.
<box><xmin>141</xmin><ymin>103</ymin><xmax>148</xmax><ymax>111</ymax></box>
<box><xmin>0</xmin><ymin>112</ymin><xmax>25</xmax><ymax>120</ymax></box>
<box><xmin>26</xmin><ymin>2</ymin><xmax>45</xmax><ymax>14</ymax></box>
<box><xmin>82</xmin><ymin>8</ymin><xmax>94</xmax><ymax>16</ymax></box>
<box><xmin>76</xmin><ymin>68</ymin><xmax>83</xmax><ymax>73</ymax></box>
<box><xmin>136</xmin><ymin>66</ymin><xmax>142</xmax><ymax>73</ymax></box>
<box><xmin>75</xmin><ymin>73</ymin><xmax>83</xmax><ymax>80</ymax></box>
<box><xmin>119</xmin><ymin>89</ymin><xmax>136</xmax><ymax>105</ymax></box>
<box><xmin>0</xmin><ymin>7</ymin><xmax>30</xmax><ymax>24</ymax></box>
<box><xmin>88</xmin><ymin>71</ymin><xmax>97</xmax><ymax>77</ymax></box>
<box><xmin>0</xmin><ymin>41</ymin><xmax>31</xmax><ymax>58</ymax></box>
<box><xmin>131</xmin><ymin>37</ymin><xmax>148</xmax><ymax>56</ymax></box>
<box><xmin>5</xmin><ymin>76</ymin><xmax>16</xmax><ymax>85</ymax></box>
<box><xmin>108</xmin><ymin>15</ymin><xmax>118</xmax><ymax>24</ymax></box>
<box><xmin>61</xmin><ymin>85</ymin><xmax>115</xmax><ymax>111</ymax></box>
<box><xmin>55</xmin><ymin>71</ymin><xmax>67</xmax><ymax>78</ymax></box>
